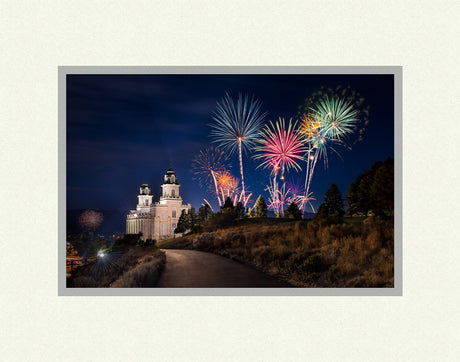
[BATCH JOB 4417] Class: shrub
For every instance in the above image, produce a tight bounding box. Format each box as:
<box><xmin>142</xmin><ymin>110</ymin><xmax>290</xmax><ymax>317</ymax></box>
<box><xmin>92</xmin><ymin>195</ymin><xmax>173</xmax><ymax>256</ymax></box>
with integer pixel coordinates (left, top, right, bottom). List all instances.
<box><xmin>156</xmin><ymin>213</ymin><xmax>393</xmax><ymax>288</ymax></box>
<box><xmin>203</xmin><ymin>213</ymin><xmax>236</xmax><ymax>231</ymax></box>
<box><xmin>191</xmin><ymin>224</ymin><xmax>203</xmax><ymax>234</ymax></box>
<box><xmin>71</xmin><ymin>276</ymin><xmax>98</xmax><ymax>288</ymax></box>
<box><xmin>111</xmin><ymin>251</ymin><xmax>166</xmax><ymax>287</ymax></box>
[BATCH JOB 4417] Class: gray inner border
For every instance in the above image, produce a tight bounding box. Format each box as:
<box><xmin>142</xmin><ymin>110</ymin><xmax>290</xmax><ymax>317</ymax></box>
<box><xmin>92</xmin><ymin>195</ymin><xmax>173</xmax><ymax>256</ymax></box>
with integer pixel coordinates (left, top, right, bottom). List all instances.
<box><xmin>58</xmin><ymin>66</ymin><xmax>402</xmax><ymax>296</ymax></box>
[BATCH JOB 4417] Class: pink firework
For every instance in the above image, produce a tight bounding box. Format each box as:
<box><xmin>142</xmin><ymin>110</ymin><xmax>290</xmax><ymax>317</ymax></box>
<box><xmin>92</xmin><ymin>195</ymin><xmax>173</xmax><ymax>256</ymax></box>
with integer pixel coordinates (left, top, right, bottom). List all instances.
<box><xmin>253</xmin><ymin>117</ymin><xmax>306</xmax><ymax>178</ymax></box>
<box><xmin>265</xmin><ymin>180</ymin><xmax>290</xmax><ymax>217</ymax></box>
<box><xmin>79</xmin><ymin>209</ymin><xmax>103</xmax><ymax>231</ymax></box>
<box><xmin>284</xmin><ymin>178</ymin><xmax>314</xmax><ymax>210</ymax></box>
<box><xmin>254</xmin><ymin>118</ymin><xmax>306</xmax><ymax>216</ymax></box>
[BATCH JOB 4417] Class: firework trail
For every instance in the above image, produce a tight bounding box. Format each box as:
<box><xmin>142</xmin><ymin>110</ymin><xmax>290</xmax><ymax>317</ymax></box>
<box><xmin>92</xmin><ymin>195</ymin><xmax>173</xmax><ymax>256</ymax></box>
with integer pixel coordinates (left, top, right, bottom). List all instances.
<box><xmin>265</xmin><ymin>178</ymin><xmax>282</xmax><ymax>216</ymax></box>
<box><xmin>254</xmin><ymin>118</ymin><xmax>306</xmax><ymax>216</ymax></box>
<box><xmin>79</xmin><ymin>210</ymin><xmax>103</xmax><ymax>231</ymax></box>
<box><xmin>203</xmin><ymin>199</ymin><xmax>214</xmax><ymax>213</ymax></box>
<box><xmin>285</xmin><ymin>178</ymin><xmax>315</xmax><ymax>211</ymax></box>
<box><xmin>191</xmin><ymin>147</ymin><xmax>230</xmax><ymax>207</ymax></box>
<box><xmin>299</xmin><ymin>94</ymin><xmax>359</xmax><ymax>214</ymax></box>
<box><xmin>209</xmin><ymin>93</ymin><xmax>266</xmax><ymax>206</ymax></box>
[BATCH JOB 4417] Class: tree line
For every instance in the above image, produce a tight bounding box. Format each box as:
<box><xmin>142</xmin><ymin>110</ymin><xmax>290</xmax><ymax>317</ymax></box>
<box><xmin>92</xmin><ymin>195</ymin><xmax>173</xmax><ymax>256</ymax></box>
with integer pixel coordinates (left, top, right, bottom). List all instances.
<box><xmin>175</xmin><ymin>157</ymin><xmax>394</xmax><ymax>233</ymax></box>
<box><xmin>317</xmin><ymin>157</ymin><xmax>394</xmax><ymax>218</ymax></box>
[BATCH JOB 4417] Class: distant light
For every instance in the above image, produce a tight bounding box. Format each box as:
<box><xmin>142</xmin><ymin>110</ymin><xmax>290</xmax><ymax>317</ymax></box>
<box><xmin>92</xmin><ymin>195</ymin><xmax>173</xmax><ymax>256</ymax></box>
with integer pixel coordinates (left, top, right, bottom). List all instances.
<box><xmin>97</xmin><ymin>250</ymin><xmax>106</xmax><ymax>258</ymax></box>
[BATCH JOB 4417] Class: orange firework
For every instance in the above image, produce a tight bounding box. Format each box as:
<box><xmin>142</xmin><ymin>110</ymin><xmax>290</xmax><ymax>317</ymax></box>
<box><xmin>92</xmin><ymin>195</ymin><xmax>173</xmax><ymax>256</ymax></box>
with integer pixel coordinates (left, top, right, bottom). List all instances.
<box><xmin>215</xmin><ymin>170</ymin><xmax>240</xmax><ymax>201</ymax></box>
<box><xmin>298</xmin><ymin>113</ymin><xmax>321</xmax><ymax>140</ymax></box>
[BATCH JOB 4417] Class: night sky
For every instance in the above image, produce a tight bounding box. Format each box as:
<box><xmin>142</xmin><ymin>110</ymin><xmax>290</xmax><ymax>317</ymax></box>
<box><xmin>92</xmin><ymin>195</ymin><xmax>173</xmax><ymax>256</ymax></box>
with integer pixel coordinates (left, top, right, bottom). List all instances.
<box><xmin>66</xmin><ymin>73</ymin><xmax>394</xmax><ymax>217</ymax></box>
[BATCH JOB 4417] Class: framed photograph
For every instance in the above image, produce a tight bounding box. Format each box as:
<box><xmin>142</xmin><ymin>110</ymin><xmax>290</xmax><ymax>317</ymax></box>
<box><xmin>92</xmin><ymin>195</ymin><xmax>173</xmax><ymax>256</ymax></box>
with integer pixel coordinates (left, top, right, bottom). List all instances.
<box><xmin>59</xmin><ymin>66</ymin><xmax>401</xmax><ymax>296</ymax></box>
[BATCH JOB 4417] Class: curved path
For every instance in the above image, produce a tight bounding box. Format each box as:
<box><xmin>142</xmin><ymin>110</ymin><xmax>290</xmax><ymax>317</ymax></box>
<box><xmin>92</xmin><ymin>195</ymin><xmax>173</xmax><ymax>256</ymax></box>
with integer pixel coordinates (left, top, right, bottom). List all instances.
<box><xmin>157</xmin><ymin>249</ymin><xmax>291</xmax><ymax>288</ymax></box>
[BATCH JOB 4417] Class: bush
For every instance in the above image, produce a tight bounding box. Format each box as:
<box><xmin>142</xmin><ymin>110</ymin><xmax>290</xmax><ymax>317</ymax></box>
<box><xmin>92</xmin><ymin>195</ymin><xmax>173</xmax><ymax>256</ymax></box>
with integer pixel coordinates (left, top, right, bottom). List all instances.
<box><xmin>203</xmin><ymin>212</ymin><xmax>236</xmax><ymax>231</ymax></box>
<box><xmin>191</xmin><ymin>224</ymin><xmax>203</xmax><ymax>234</ymax></box>
<box><xmin>114</xmin><ymin>233</ymin><xmax>142</xmax><ymax>247</ymax></box>
<box><xmin>68</xmin><ymin>245</ymin><xmax>162</xmax><ymax>288</ymax></box>
<box><xmin>111</xmin><ymin>251</ymin><xmax>166</xmax><ymax>287</ymax></box>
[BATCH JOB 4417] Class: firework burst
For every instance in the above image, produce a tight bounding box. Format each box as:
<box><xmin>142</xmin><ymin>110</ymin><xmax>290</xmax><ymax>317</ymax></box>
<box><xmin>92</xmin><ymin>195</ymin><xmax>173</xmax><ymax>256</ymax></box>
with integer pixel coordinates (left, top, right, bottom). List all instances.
<box><xmin>191</xmin><ymin>147</ymin><xmax>230</xmax><ymax>206</ymax></box>
<box><xmin>254</xmin><ymin>118</ymin><xmax>306</xmax><ymax>216</ymax></box>
<box><xmin>209</xmin><ymin>93</ymin><xmax>267</xmax><ymax>205</ymax></box>
<box><xmin>299</xmin><ymin>93</ymin><xmax>361</xmax><ymax>214</ymax></box>
<box><xmin>254</xmin><ymin>117</ymin><xmax>305</xmax><ymax>178</ymax></box>
<box><xmin>311</xmin><ymin>95</ymin><xmax>359</xmax><ymax>140</ymax></box>
<box><xmin>215</xmin><ymin>170</ymin><xmax>240</xmax><ymax>202</ymax></box>
<box><xmin>298</xmin><ymin>85</ymin><xmax>370</xmax><ymax>144</ymax></box>
<box><xmin>79</xmin><ymin>210</ymin><xmax>103</xmax><ymax>231</ymax></box>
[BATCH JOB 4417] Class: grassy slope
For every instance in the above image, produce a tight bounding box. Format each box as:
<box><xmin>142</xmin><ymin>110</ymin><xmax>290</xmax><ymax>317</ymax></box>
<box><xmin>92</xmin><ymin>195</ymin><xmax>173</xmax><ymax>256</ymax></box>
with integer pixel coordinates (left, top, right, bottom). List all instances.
<box><xmin>159</xmin><ymin>217</ymin><xmax>394</xmax><ymax>288</ymax></box>
<box><xmin>67</xmin><ymin>245</ymin><xmax>166</xmax><ymax>288</ymax></box>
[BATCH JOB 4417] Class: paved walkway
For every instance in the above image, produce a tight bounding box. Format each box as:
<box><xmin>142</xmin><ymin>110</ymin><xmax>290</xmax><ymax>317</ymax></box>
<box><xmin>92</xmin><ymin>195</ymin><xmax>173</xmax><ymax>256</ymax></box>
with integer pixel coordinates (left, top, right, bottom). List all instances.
<box><xmin>157</xmin><ymin>249</ymin><xmax>291</xmax><ymax>288</ymax></box>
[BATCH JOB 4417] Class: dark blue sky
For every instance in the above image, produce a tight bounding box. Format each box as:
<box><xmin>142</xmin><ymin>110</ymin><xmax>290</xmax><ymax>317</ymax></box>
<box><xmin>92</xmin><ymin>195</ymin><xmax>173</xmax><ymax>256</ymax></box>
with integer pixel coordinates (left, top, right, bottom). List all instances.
<box><xmin>66</xmin><ymin>73</ymin><xmax>393</xmax><ymax>213</ymax></box>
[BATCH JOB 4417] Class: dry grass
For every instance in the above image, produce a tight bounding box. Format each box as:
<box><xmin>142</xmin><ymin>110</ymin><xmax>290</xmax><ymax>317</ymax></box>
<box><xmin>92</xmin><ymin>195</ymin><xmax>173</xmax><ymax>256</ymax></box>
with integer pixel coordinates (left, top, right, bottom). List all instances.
<box><xmin>111</xmin><ymin>251</ymin><xmax>166</xmax><ymax>288</ymax></box>
<box><xmin>163</xmin><ymin>217</ymin><xmax>394</xmax><ymax>287</ymax></box>
<box><xmin>68</xmin><ymin>246</ymin><xmax>165</xmax><ymax>288</ymax></box>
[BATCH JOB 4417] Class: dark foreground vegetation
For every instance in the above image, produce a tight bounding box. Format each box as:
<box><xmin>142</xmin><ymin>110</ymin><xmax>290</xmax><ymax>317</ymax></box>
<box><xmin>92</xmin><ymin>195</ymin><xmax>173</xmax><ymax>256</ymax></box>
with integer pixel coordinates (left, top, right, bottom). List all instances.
<box><xmin>161</xmin><ymin>215</ymin><xmax>393</xmax><ymax>288</ymax></box>
<box><xmin>160</xmin><ymin>158</ymin><xmax>394</xmax><ymax>287</ymax></box>
<box><xmin>67</xmin><ymin>158</ymin><xmax>394</xmax><ymax>288</ymax></box>
<box><xmin>67</xmin><ymin>235</ymin><xmax>165</xmax><ymax>288</ymax></box>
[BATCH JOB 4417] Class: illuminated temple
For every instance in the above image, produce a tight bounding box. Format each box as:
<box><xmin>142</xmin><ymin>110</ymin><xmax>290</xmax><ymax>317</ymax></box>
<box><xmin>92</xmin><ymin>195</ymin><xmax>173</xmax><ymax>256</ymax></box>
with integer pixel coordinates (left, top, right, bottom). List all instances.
<box><xmin>126</xmin><ymin>168</ymin><xmax>191</xmax><ymax>241</ymax></box>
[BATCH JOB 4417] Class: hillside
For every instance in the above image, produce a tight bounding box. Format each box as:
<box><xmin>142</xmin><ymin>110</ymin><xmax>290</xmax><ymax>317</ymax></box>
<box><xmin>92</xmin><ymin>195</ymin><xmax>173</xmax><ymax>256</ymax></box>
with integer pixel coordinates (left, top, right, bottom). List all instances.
<box><xmin>160</xmin><ymin>217</ymin><xmax>394</xmax><ymax>288</ymax></box>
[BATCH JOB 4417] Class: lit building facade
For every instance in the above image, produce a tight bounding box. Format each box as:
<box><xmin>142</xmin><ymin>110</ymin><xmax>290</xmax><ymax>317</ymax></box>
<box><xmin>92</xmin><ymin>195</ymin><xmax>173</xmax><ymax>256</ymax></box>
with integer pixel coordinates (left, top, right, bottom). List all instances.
<box><xmin>126</xmin><ymin>168</ymin><xmax>191</xmax><ymax>240</ymax></box>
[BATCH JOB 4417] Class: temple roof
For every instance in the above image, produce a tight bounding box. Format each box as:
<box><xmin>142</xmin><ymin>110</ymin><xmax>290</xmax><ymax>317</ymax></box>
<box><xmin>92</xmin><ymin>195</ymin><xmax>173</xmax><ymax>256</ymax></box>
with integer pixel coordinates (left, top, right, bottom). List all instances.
<box><xmin>163</xmin><ymin>168</ymin><xmax>179</xmax><ymax>184</ymax></box>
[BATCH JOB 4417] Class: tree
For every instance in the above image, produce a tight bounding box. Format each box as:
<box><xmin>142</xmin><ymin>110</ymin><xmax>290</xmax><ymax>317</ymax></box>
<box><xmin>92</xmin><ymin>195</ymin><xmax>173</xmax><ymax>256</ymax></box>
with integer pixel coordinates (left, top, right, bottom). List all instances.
<box><xmin>189</xmin><ymin>206</ymin><xmax>196</xmax><ymax>227</ymax></box>
<box><xmin>253</xmin><ymin>195</ymin><xmax>268</xmax><ymax>217</ymax></box>
<box><xmin>317</xmin><ymin>203</ymin><xmax>328</xmax><ymax>216</ymax></box>
<box><xmin>346</xmin><ymin>181</ymin><xmax>360</xmax><ymax>216</ymax></box>
<box><xmin>319</xmin><ymin>184</ymin><xmax>344</xmax><ymax>216</ymax></box>
<box><xmin>370</xmin><ymin>157</ymin><xmax>394</xmax><ymax>217</ymax></box>
<box><xmin>197</xmin><ymin>204</ymin><xmax>212</xmax><ymax>222</ymax></box>
<box><xmin>346</xmin><ymin>158</ymin><xmax>394</xmax><ymax>217</ymax></box>
<box><xmin>175</xmin><ymin>209</ymin><xmax>190</xmax><ymax>233</ymax></box>
<box><xmin>285</xmin><ymin>202</ymin><xmax>302</xmax><ymax>220</ymax></box>
<box><xmin>246</xmin><ymin>207</ymin><xmax>253</xmax><ymax>218</ymax></box>
<box><xmin>235</xmin><ymin>202</ymin><xmax>245</xmax><ymax>219</ymax></box>
<box><xmin>221</xmin><ymin>197</ymin><xmax>235</xmax><ymax>214</ymax></box>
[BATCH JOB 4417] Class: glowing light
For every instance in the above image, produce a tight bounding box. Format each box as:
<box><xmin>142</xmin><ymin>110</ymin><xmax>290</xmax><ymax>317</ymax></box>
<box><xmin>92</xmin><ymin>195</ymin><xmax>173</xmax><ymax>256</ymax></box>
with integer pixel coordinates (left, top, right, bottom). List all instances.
<box><xmin>209</xmin><ymin>93</ymin><xmax>267</xmax><ymax>204</ymax></box>
<box><xmin>253</xmin><ymin>117</ymin><xmax>305</xmax><ymax>177</ymax></box>
<box><xmin>254</xmin><ymin>118</ymin><xmax>306</xmax><ymax>216</ymax></box>
<box><xmin>298</xmin><ymin>93</ymin><xmax>362</xmax><ymax>214</ymax></box>
<box><xmin>311</xmin><ymin>95</ymin><xmax>359</xmax><ymax>140</ymax></box>
<box><xmin>215</xmin><ymin>170</ymin><xmax>240</xmax><ymax>204</ymax></box>
<box><xmin>191</xmin><ymin>147</ymin><xmax>230</xmax><ymax>206</ymax></box>
<box><xmin>79</xmin><ymin>210</ymin><xmax>103</xmax><ymax>231</ymax></box>
<box><xmin>203</xmin><ymin>199</ymin><xmax>214</xmax><ymax>213</ymax></box>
